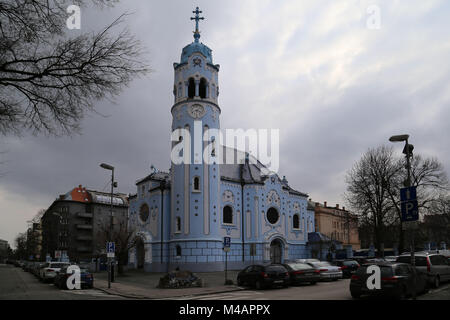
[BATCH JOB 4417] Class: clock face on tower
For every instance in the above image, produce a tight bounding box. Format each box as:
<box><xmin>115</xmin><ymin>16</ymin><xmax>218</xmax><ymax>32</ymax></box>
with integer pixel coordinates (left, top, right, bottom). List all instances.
<box><xmin>188</xmin><ymin>104</ymin><xmax>206</xmax><ymax>119</ymax></box>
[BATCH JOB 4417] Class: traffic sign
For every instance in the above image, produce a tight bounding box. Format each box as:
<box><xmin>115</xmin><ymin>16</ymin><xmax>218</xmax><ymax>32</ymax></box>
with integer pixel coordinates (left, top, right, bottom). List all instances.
<box><xmin>400</xmin><ymin>186</ymin><xmax>417</xmax><ymax>202</ymax></box>
<box><xmin>107</xmin><ymin>242</ymin><xmax>115</xmax><ymax>253</ymax></box>
<box><xmin>223</xmin><ymin>247</ymin><xmax>231</xmax><ymax>252</ymax></box>
<box><xmin>223</xmin><ymin>237</ymin><xmax>231</xmax><ymax>248</ymax></box>
<box><xmin>400</xmin><ymin>186</ymin><xmax>419</xmax><ymax>222</ymax></box>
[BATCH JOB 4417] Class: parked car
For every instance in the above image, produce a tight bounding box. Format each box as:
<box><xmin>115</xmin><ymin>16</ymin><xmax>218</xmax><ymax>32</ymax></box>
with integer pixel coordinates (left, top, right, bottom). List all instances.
<box><xmin>396</xmin><ymin>253</ymin><xmax>450</xmax><ymax>288</ymax></box>
<box><xmin>306</xmin><ymin>261</ymin><xmax>343</xmax><ymax>281</ymax></box>
<box><xmin>237</xmin><ymin>264</ymin><xmax>290</xmax><ymax>289</ymax></box>
<box><xmin>54</xmin><ymin>265</ymin><xmax>94</xmax><ymax>289</ymax></box>
<box><xmin>32</xmin><ymin>262</ymin><xmax>47</xmax><ymax>278</ymax></box>
<box><xmin>40</xmin><ymin>262</ymin><xmax>71</xmax><ymax>283</ymax></box>
<box><xmin>282</xmin><ymin>262</ymin><xmax>320</xmax><ymax>285</ymax></box>
<box><xmin>22</xmin><ymin>261</ymin><xmax>34</xmax><ymax>272</ymax></box>
<box><xmin>350</xmin><ymin>262</ymin><xmax>429</xmax><ymax>299</ymax></box>
<box><xmin>294</xmin><ymin>258</ymin><xmax>321</xmax><ymax>264</ymax></box>
<box><xmin>332</xmin><ymin>260</ymin><xmax>360</xmax><ymax>278</ymax></box>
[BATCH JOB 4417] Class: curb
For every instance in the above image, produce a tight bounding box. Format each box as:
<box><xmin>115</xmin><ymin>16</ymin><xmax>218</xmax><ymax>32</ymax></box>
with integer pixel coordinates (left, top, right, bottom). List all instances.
<box><xmin>95</xmin><ymin>285</ymin><xmax>246</xmax><ymax>300</ymax></box>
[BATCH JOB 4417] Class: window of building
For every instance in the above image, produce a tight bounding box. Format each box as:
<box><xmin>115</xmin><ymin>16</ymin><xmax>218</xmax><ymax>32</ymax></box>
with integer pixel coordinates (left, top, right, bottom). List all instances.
<box><xmin>223</xmin><ymin>205</ymin><xmax>233</xmax><ymax>224</ymax></box>
<box><xmin>176</xmin><ymin>245</ymin><xmax>182</xmax><ymax>257</ymax></box>
<box><xmin>293</xmin><ymin>214</ymin><xmax>300</xmax><ymax>229</ymax></box>
<box><xmin>188</xmin><ymin>78</ymin><xmax>195</xmax><ymax>98</ymax></box>
<box><xmin>193</xmin><ymin>176</ymin><xmax>200</xmax><ymax>192</ymax></box>
<box><xmin>267</xmin><ymin>207</ymin><xmax>279</xmax><ymax>224</ymax></box>
<box><xmin>199</xmin><ymin>78</ymin><xmax>207</xmax><ymax>98</ymax></box>
<box><xmin>175</xmin><ymin>217</ymin><xmax>181</xmax><ymax>233</ymax></box>
<box><xmin>139</xmin><ymin>203</ymin><xmax>149</xmax><ymax>222</ymax></box>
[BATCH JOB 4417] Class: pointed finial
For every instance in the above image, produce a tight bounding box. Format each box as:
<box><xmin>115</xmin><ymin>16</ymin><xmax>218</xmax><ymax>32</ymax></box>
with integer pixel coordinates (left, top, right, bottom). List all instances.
<box><xmin>190</xmin><ymin>6</ymin><xmax>204</xmax><ymax>43</ymax></box>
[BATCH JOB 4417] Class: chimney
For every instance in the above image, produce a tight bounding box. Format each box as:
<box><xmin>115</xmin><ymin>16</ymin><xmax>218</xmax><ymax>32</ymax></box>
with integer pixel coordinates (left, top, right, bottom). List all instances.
<box><xmin>336</xmin><ymin>204</ymin><xmax>339</xmax><ymax>209</ymax></box>
<box><xmin>343</xmin><ymin>206</ymin><xmax>345</xmax><ymax>211</ymax></box>
<box><xmin>324</xmin><ymin>201</ymin><xmax>327</xmax><ymax>207</ymax></box>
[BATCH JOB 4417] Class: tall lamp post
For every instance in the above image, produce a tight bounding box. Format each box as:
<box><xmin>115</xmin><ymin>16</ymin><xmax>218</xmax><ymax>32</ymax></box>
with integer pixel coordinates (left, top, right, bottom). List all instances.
<box><xmin>389</xmin><ymin>134</ymin><xmax>416</xmax><ymax>299</ymax></box>
<box><xmin>100</xmin><ymin>163</ymin><xmax>115</xmax><ymax>289</ymax></box>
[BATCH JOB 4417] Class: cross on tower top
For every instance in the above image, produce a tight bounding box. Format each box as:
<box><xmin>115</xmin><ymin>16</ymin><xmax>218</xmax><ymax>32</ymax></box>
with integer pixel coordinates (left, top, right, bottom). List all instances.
<box><xmin>190</xmin><ymin>7</ymin><xmax>204</xmax><ymax>43</ymax></box>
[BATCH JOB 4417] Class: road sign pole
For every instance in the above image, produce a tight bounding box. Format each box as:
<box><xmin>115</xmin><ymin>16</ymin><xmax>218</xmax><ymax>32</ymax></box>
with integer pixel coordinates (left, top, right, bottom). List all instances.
<box><xmin>225</xmin><ymin>251</ymin><xmax>228</xmax><ymax>285</ymax></box>
<box><xmin>405</xmin><ymin>138</ymin><xmax>416</xmax><ymax>300</ymax></box>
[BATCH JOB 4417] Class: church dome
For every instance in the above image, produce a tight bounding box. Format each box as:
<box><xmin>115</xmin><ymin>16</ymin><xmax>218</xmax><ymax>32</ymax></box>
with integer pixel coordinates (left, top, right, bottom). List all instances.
<box><xmin>180</xmin><ymin>41</ymin><xmax>213</xmax><ymax>64</ymax></box>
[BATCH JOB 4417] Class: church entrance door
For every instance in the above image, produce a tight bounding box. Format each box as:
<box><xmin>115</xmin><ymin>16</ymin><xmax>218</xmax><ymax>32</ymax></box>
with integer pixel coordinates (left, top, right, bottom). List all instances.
<box><xmin>270</xmin><ymin>239</ymin><xmax>283</xmax><ymax>264</ymax></box>
<box><xmin>136</xmin><ymin>238</ymin><xmax>145</xmax><ymax>269</ymax></box>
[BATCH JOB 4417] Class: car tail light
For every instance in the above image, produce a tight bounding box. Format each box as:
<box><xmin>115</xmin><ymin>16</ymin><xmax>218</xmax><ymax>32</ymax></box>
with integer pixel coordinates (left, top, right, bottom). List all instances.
<box><xmin>261</xmin><ymin>272</ymin><xmax>268</xmax><ymax>278</ymax></box>
<box><xmin>351</xmin><ymin>275</ymin><xmax>360</xmax><ymax>280</ymax></box>
<box><xmin>314</xmin><ymin>270</ymin><xmax>320</xmax><ymax>273</ymax></box>
<box><xmin>340</xmin><ymin>266</ymin><xmax>348</xmax><ymax>270</ymax></box>
<box><xmin>381</xmin><ymin>276</ymin><xmax>398</xmax><ymax>282</ymax></box>
<box><xmin>294</xmin><ymin>271</ymin><xmax>304</xmax><ymax>275</ymax></box>
<box><xmin>47</xmin><ymin>269</ymin><xmax>55</xmax><ymax>272</ymax></box>
<box><xmin>427</xmin><ymin>258</ymin><xmax>431</xmax><ymax>273</ymax></box>
<box><xmin>320</xmin><ymin>269</ymin><xmax>328</xmax><ymax>272</ymax></box>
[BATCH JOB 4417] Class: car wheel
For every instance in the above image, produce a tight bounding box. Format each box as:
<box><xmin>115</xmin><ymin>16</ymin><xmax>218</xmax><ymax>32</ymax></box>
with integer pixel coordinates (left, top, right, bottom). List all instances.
<box><xmin>433</xmin><ymin>276</ymin><xmax>440</xmax><ymax>288</ymax></box>
<box><xmin>310</xmin><ymin>281</ymin><xmax>317</xmax><ymax>285</ymax></box>
<box><xmin>350</xmin><ymin>291</ymin><xmax>361</xmax><ymax>299</ymax></box>
<box><xmin>255</xmin><ymin>280</ymin><xmax>264</xmax><ymax>290</ymax></box>
<box><xmin>237</xmin><ymin>277</ymin><xmax>244</xmax><ymax>286</ymax></box>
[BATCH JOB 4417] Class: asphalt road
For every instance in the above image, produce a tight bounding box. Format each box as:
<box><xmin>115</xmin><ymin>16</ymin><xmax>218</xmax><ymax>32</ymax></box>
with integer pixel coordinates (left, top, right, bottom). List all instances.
<box><xmin>0</xmin><ymin>264</ymin><xmax>124</xmax><ymax>300</ymax></box>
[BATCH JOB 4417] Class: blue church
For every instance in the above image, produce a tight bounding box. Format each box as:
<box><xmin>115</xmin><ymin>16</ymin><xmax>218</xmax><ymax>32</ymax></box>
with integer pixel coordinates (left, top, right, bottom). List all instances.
<box><xmin>128</xmin><ymin>8</ymin><xmax>314</xmax><ymax>272</ymax></box>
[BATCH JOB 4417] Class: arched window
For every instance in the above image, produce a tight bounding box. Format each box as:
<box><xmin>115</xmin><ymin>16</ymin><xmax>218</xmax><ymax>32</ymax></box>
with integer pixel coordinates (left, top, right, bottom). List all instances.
<box><xmin>175</xmin><ymin>217</ymin><xmax>181</xmax><ymax>233</ymax></box>
<box><xmin>223</xmin><ymin>205</ymin><xmax>233</xmax><ymax>224</ymax></box>
<box><xmin>267</xmin><ymin>207</ymin><xmax>279</xmax><ymax>224</ymax></box>
<box><xmin>199</xmin><ymin>78</ymin><xmax>207</xmax><ymax>98</ymax></box>
<box><xmin>139</xmin><ymin>203</ymin><xmax>149</xmax><ymax>222</ymax></box>
<box><xmin>188</xmin><ymin>78</ymin><xmax>195</xmax><ymax>98</ymax></box>
<box><xmin>193</xmin><ymin>176</ymin><xmax>200</xmax><ymax>191</ymax></box>
<box><xmin>176</xmin><ymin>245</ymin><xmax>182</xmax><ymax>257</ymax></box>
<box><xmin>293</xmin><ymin>214</ymin><xmax>300</xmax><ymax>229</ymax></box>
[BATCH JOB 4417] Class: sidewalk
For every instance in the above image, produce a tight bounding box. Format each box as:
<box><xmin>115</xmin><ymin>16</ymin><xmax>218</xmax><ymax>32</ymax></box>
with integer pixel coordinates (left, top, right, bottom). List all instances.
<box><xmin>93</xmin><ymin>269</ymin><xmax>243</xmax><ymax>299</ymax></box>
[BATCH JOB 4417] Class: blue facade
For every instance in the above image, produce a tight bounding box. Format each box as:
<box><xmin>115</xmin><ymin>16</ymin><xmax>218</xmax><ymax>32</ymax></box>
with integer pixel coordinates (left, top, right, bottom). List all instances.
<box><xmin>128</xmin><ymin>9</ymin><xmax>314</xmax><ymax>272</ymax></box>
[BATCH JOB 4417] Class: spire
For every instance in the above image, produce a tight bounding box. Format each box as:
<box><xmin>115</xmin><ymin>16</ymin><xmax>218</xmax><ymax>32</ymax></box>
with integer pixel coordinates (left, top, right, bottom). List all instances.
<box><xmin>190</xmin><ymin>6</ymin><xmax>204</xmax><ymax>43</ymax></box>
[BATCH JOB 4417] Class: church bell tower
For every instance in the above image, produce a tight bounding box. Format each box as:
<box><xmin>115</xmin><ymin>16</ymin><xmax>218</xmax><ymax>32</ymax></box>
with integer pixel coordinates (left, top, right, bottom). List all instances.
<box><xmin>170</xmin><ymin>7</ymin><xmax>222</xmax><ymax>247</ymax></box>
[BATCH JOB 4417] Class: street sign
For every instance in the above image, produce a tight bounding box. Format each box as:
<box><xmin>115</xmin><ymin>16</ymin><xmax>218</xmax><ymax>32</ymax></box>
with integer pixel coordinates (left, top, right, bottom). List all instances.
<box><xmin>400</xmin><ymin>186</ymin><xmax>417</xmax><ymax>202</ymax></box>
<box><xmin>107</xmin><ymin>242</ymin><xmax>115</xmax><ymax>258</ymax></box>
<box><xmin>400</xmin><ymin>186</ymin><xmax>419</xmax><ymax>222</ymax></box>
<box><xmin>223</xmin><ymin>247</ymin><xmax>231</xmax><ymax>252</ymax></box>
<box><xmin>223</xmin><ymin>236</ymin><xmax>231</xmax><ymax>248</ymax></box>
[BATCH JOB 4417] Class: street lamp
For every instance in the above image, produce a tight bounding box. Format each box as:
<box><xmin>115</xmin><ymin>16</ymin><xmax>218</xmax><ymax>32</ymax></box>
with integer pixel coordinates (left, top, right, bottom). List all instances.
<box><xmin>100</xmin><ymin>162</ymin><xmax>115</xmax><ymax>289</ymax></box>
<box><xmin>389</xmin><ymin>134</ymin><xmax>416</xmax><ymax>299</ymax></box>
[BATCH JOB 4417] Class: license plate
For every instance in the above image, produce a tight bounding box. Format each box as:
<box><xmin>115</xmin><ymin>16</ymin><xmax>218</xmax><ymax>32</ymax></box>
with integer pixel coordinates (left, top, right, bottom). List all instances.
<box><xmin>273</xmin><ymin>280</ymin><xmax>283</xmax><ymax>284</ymax></box>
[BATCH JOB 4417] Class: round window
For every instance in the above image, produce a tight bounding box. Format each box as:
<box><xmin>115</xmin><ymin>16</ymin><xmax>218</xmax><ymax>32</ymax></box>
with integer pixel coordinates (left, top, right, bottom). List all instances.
<box><xmin>267</xmin><ymin>207</ymin><xmax>279</xmax><ymax>224</ymax></box>
<box><xmin>139</xmin><ymin>203</ymin><xmax>149</xmax><ymax>222</ymax></box>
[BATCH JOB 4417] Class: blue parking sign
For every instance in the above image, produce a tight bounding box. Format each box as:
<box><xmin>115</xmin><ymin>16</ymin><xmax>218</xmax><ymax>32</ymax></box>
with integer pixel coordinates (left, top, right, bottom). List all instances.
<box><xmin>107</xmin><ymin>242</ymin><xmax>115</xmax><ymax>253</ymax></box>
<box><xmin>400</xmin><ymin>186</ymin><xmax>419</xmax><ymax>222</ymax></box>
<box><xmin>223</xmin><ymin>237</ymin><xmax>231</xmax><ymax>248</ymax></box>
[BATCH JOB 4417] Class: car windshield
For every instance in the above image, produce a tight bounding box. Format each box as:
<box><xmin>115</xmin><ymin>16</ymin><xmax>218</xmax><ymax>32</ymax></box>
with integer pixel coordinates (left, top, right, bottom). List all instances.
<box><xmin>396</xmin><ymin>256</ymin><xmax>427</xmax><ymax>266</ymax></box>
<box><xmin>266</xmin><ymin>265</ymin><xmax>286</xmax><ymax>272</ymax></box>
<box><xmin>343</xmin><ymin>260</ymin><xmax>359</xmax><ymax>266</ymax></box>
<box><xmin>286</xmin><ymin>263</ymin><xmax>312</xmax><ymax>270</ymax></box>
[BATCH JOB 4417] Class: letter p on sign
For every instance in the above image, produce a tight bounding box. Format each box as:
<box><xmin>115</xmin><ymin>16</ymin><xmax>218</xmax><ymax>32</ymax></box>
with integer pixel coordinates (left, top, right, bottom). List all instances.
<box><xmin>366</xmin><ymin>265</ymin><xmax>381</xmax><ymax>290</ymax></box>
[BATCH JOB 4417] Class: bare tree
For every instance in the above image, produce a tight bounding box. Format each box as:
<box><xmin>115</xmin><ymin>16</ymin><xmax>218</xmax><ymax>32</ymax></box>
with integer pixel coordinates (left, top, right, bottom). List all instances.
<box><xmin>345</xmin><ymin>146</ymin><xmax>400</xmax><ymax>254</ymax></box>
<box><xmin>0</xmin><ymin>0</ymin><xmax>149</xmax><ymax>136</ymax></box>
<box><xmin>346</xmin><ymin>145</ymin><xmax>449</xmax><ymax>254</ymax></box>
<box><xmin>96</xmin><ymin>219</ymin><xmax>137</xmax><ymax>274</ymax></box>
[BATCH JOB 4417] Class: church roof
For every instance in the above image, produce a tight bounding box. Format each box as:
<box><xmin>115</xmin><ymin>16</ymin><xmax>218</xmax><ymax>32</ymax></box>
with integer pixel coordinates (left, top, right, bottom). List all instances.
<box><xmin>136</xmin><ymin>171</ymin><xmax>170</xmax><ymax>185</ymax></box>
<box><xmin>219</xmin><ymin>146</ymin><xmax>308</xmax><ymax>197</ymax></box>
<box><xmin>180</xmin><ymin>42</ymin><xmax>213</xmax><ymax>64</ymax></box>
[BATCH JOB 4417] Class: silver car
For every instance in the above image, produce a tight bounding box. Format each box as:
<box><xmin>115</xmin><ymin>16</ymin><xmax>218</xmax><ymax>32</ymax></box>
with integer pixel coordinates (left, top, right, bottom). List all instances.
<box><xmin>306</xmin><ymin>261</ymin><xmax>343</xmax><ymax>281</ymax></box>
<box><xmin>396</xmin><ymin>253</ymin><xmax>450</xmax><ymax>288</ymax></box>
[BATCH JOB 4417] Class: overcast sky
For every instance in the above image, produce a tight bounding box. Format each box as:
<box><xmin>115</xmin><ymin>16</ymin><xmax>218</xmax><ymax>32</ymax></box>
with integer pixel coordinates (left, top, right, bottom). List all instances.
<box><xmin>1</xmin><ymin>0</ymin><xmax>449</xmax><ymax>247</ymax></box>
